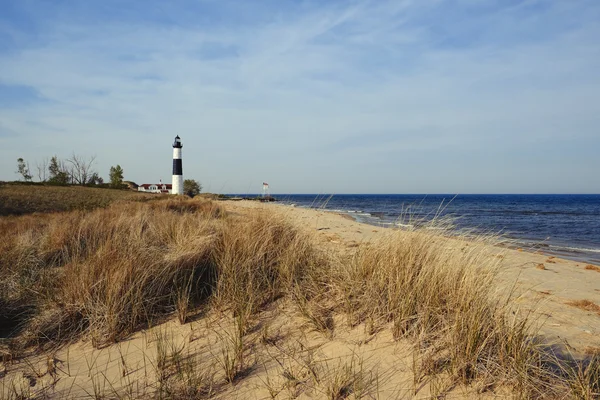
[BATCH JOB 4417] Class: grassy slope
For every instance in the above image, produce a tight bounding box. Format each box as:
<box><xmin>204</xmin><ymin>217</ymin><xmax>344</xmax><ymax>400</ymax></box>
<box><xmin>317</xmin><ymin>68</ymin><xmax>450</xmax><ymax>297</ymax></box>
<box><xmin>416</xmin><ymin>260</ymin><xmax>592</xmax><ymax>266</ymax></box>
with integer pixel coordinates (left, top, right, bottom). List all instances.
<box><xmin>0</xmin><ymin>183</ymin><xmax>155</xmax><ymax>216</ymax></box>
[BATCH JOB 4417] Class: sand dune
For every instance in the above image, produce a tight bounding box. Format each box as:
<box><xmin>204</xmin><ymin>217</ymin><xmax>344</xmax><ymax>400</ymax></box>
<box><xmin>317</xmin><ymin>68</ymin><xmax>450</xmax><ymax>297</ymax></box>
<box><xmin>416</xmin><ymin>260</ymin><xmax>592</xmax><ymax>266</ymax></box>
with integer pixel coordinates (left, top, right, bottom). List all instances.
<box><xmin>1</xmin><ymin>199</ymin><xmax>598</xmax><ymax>399</ymax></box>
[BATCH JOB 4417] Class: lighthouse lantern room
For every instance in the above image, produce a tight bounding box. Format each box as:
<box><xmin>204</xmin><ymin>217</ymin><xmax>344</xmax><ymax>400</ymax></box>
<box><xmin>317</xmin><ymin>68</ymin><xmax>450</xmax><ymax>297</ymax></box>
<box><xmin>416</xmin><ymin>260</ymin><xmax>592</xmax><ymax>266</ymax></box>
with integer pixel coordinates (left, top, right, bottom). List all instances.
<box><xmin>172</xmin><ymin>135</ymin><xmax>183</xmax><ymax>195</ymax></box>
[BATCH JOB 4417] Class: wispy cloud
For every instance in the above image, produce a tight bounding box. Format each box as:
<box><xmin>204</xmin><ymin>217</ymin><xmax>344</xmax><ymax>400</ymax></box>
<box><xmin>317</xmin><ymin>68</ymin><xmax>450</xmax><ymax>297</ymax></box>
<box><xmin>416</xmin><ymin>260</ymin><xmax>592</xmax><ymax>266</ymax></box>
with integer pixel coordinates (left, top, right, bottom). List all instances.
<box><xmin>0</xmin><ymin>0</ymin><xmax>599</xmax><ymax>193</ymax></box>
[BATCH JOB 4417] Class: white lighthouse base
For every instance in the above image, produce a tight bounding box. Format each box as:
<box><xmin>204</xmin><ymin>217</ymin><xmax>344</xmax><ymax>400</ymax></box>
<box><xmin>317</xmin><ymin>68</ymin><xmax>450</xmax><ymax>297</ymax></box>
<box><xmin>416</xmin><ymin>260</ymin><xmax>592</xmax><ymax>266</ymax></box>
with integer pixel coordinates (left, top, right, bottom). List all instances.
<box><xmin>172</xmin><ymin>175</ymin><xmax>183</xmax><ymax>195</ymax></box>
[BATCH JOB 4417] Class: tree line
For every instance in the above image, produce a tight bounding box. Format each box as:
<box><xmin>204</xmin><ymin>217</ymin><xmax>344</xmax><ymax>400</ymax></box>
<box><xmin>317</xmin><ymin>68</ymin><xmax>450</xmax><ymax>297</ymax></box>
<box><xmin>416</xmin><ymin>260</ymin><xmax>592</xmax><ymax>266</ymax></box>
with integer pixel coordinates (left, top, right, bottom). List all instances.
<box><xmin>16</xmin><ymin>154</ymin><xmax>125</xmax><ymax>188</ymax></box>
<box><xmin>16</xmin><ymin>155</ymin><xmax>202</xmax><ymax>196</ymax></box>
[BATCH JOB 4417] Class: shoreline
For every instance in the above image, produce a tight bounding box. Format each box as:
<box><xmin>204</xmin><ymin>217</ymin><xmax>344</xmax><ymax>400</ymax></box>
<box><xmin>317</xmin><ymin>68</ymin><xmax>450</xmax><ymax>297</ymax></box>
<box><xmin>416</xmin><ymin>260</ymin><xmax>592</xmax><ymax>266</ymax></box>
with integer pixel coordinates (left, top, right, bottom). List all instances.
<box><xmin>223</xmin><ymin>199</ymin><xmax>600</xmax><ymax>355</ymax></box>
<box><xmin>1</xmin><ymin>196</ymin><xmax>598</xmax><ymax>398</ymax></box>
<box><xmin>222</xmin><ymin>194</ymin><xmax>600</xmax><ymax>264</ymax></box>
<box><xmin>289</xmin><ymin>204</ymin><xmax>600</xmax><ymax>265</ymax></box>
<box><xmin>248</xmin><ymin>193</ymin><xmax>600</xmax><ymax>265</ymax></box>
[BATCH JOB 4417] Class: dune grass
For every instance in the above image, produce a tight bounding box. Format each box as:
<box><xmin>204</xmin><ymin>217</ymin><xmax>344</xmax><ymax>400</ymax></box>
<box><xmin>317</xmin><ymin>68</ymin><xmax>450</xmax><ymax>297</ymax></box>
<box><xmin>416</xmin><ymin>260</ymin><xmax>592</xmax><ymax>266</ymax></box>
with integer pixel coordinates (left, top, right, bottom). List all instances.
<box><xmin>0</xmin><ymin>195</ymin><xmax>598</xmax><ymax>398</ymax></box>
<box><xmin>0</xmin><ymin>196</ymin><xmax>323</xmax><ymax>350</ymax></box>
<box><xmin>332</xmin><ymin>230</ymin><xmax>559</xmax><ymax>396</ymax></box>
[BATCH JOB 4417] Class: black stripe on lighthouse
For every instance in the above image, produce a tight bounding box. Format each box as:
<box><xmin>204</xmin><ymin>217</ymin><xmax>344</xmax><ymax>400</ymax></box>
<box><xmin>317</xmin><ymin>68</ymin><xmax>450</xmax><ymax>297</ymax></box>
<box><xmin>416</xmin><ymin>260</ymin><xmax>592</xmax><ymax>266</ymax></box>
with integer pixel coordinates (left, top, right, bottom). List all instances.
<box><xmin>173</xmin><ymin>159</ymin><xmax>183</xmax><ymax>175</ymax></box>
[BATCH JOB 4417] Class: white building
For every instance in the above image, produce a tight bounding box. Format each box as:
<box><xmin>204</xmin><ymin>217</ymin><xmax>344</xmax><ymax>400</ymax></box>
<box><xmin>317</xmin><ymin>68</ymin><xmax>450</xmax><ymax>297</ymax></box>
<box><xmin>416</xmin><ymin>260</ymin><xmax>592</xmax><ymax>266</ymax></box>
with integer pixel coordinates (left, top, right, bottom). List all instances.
<box><xmin>138</xmin><ymin>183</ymin><xmax>172</xmax><ymax>194</ymax></box>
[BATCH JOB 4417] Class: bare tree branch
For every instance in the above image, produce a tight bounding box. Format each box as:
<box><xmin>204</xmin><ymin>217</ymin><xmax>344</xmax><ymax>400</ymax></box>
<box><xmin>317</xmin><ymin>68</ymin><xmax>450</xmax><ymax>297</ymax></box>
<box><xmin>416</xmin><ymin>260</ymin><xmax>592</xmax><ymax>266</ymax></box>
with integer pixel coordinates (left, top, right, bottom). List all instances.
<box><xmin>35</xmin><ymin>158</ymin><xmax>49</xmax><ymax>182</ymax></box>
<box><xmin>66</xmin><ymin>154</ymin><xmax>97</xmax><ymax>185</ymax></box>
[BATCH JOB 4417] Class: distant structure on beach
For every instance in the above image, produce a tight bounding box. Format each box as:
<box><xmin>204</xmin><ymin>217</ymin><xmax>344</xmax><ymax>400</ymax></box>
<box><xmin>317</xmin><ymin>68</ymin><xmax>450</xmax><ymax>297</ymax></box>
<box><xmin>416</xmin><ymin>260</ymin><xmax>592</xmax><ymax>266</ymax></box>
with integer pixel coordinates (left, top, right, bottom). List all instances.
<box><xmin>138</xmin><ymin>181</ymin><xmax>172</xmax><ymax>194</ymax></box>
<box><xmin>172</xmin><ymin>135</ymin><xmax>183</xmax><ymax>195</ymax></box>
<box><xmin>262</xmin><ymin>182</ymin><xmax>270</xmax><ymax>198</ymax></box>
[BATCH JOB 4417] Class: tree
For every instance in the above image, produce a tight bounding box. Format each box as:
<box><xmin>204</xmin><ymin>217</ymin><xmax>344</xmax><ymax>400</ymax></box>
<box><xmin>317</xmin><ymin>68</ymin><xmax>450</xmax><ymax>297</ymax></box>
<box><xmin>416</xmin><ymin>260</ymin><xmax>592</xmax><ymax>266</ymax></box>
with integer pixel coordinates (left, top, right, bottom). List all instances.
<box><xmin>48</xmin><ymin>155</ymin><xmax>70</xmax><ymax>185</ymax></box>
<box><xmin>183</xmin><ymin>179</ymin><xmax>202</xmax><ymax>197</ymax></box>
<box><xmin>16</xmin><ymin>158</ymin><xmax>33</xmax><ymax>182</ymax></box>
<box><xmin>35</xmin><ymin>158</ymin><xmax>49</xmax><ymax>182</ymax></box>
<box><xmin>67</xmin><ymin>153</ymin><xmax>97</xmax><ymax>185</ymax></box>
<box><xmin>109</xmin><ymin>165</ymin><xmax>124</xmax><ymax>188</ymax></box>
<box><xmin>88</xmin><ymin>172</ymin><xmax>103</xmax><ymax>185</ymax></box>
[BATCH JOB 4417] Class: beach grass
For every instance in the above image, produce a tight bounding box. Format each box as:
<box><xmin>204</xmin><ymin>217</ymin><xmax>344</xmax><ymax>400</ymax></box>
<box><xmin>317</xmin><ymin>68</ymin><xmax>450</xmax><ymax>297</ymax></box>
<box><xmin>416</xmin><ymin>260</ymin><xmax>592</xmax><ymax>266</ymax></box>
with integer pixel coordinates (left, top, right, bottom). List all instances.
<box><xmin>0</xmin><ymin>192</ymin><xmax>598</xmax><ymax>398</ymax></box>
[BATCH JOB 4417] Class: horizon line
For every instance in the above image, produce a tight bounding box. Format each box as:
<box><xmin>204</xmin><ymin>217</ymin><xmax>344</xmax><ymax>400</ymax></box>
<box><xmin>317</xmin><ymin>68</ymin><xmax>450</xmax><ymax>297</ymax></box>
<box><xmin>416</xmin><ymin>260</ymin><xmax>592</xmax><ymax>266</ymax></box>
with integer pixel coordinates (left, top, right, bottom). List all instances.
<box><xmin>224</xmin><ymin>193</ymin><xmax>600</xmax><ymax>196</ymax></box>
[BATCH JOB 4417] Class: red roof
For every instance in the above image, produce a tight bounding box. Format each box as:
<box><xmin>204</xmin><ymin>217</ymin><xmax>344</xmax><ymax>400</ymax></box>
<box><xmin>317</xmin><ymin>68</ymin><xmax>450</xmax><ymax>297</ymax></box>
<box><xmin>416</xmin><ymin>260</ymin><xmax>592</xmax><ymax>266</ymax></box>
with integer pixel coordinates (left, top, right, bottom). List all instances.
<box><xmin>140</xmin><ymin>183</ymin><xmax>173</xmax><ymax>189</ymax></box>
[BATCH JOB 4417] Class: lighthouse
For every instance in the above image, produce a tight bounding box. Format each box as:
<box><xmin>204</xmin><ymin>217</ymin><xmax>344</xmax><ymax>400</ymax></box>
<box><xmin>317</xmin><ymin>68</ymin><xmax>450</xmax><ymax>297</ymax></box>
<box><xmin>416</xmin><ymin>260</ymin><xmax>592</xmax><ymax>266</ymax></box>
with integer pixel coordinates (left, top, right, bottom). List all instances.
<box><xmin>172</xmin><ymin>135</ymin><xmax>183</xmax><ymax>195</ymax></box>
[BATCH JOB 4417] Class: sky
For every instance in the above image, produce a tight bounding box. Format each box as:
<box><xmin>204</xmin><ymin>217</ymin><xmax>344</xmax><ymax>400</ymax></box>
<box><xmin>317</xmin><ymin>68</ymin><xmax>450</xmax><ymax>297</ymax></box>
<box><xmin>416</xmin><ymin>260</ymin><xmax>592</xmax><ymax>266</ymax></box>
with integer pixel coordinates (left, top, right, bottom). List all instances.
<box><xmin>0</xmin><ymin>0</ymin><xmax>599</xmax><ymax>194</ymax></box>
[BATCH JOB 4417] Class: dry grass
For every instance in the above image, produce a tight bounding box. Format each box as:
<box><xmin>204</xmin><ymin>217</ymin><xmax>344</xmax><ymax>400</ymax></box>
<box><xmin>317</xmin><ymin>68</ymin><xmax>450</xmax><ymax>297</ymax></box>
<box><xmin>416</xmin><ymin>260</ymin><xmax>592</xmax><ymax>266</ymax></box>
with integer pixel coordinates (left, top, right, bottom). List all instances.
<box><xmin>585</xmin><ymin>347</ymin><xmax>600</xmax><ymax>357</ymax></box>
<box><xmin>0</xmin><ymin>195</ymin><xmax>322</xmax><ymax>350</ymax></box>
<box><xmin>330</xmin><ymin>228</ymin><xmax>598</xmax><ymax>397</ymax></box>
<box><xmin>0</xmin><ymin>182</ymin><xmax>154</xmax><ymax>216</ymax></box>
<box><xmin>585</xmin><ymin>264</ymin><xmax>600</xmax><ymax>272</ymax></box>
<box><xmin>321</xmin><ymin>355</ymin><xmax>374</xmax><ymax>400</ymax></box>
<box><xmin>1</xmin><ymin>191</ymin><xmax>599</xmax><ymax>398</ymax></box>
<box><xmin>211</xmin><ymin>208</ymin><xmax>325</xmax><ymax>318</ymax></box>
<box><xmin>536</xmin><ymin>263</ymin><xmax>547</xmax><ymax>270</ymax></box>
<box><xmin>0</xmin><ymin>199</ymin><xmax>222</xmax><ymax>347</ymax></box>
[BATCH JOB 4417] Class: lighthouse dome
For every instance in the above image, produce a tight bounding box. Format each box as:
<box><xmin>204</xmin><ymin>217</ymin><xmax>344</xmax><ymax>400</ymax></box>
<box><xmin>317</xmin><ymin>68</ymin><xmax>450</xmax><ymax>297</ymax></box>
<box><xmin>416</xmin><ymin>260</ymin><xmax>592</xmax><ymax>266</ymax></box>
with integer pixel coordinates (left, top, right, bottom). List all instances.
<box><xmin>173</xmin><ymin>135</ymin><xmax>183</xmax><ymax>148</ymax></box>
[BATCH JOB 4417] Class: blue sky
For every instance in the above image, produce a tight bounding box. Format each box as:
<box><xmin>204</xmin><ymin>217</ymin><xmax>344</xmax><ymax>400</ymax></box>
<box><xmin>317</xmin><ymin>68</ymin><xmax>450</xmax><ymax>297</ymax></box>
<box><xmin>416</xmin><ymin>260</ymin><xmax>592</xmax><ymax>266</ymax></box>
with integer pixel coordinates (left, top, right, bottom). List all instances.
<box><xmin>1</xmin><ymin>0</ymin><xmax>599</xmax><ymax>194</ymax></box>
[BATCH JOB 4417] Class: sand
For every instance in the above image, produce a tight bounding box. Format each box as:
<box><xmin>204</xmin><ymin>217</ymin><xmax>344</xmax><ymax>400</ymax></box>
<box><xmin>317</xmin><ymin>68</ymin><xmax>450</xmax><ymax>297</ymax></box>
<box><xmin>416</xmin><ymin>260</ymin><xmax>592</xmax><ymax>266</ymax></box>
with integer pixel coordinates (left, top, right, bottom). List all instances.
<box><xmin>1</xmin><ymin>200</ymin><xmax>598</xmax><ymax>399</ymax></box>
<box><xmin>238</xmin><ymin>201</ymin><xmax>599</xmax><ymax>355</ymax></box>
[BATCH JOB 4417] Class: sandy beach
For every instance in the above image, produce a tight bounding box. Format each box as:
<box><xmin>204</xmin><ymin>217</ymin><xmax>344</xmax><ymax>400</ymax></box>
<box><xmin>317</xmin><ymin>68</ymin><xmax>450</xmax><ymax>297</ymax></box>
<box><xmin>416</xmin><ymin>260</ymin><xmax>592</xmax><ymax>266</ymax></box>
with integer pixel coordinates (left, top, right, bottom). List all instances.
<box><xmin>226</xmin><ymin>200</ymin><xmax>600</xmax><ymax>355</ymax></box>
<box><xmin>3</xmin><ymin>0</ymin><xmax>600</xmax><ymax>396</ymax></box>
<box><xmin>1</xmin><ymin>198</ymin><xmax>598</xmax><ymax>399</ymax></box>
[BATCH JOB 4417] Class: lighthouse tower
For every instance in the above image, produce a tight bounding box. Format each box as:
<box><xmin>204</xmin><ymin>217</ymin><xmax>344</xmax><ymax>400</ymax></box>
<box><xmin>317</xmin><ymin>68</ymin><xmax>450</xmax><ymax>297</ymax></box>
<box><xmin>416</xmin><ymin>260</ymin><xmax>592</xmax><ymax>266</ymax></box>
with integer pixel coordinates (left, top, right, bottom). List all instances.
<box><xmin>172</xmin><ymin>135</ymin><xmax>183</xmax><ymax>195</ymax></box>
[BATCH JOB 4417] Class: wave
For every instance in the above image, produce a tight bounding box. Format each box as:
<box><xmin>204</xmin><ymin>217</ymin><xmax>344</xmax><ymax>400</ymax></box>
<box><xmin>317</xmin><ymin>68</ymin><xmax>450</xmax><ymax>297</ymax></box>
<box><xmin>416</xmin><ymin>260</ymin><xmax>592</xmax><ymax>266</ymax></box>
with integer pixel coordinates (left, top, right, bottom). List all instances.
<box><xmin>548</xmin><ymin>245</ymin><xmax>600</xmax><ymax>254</ymax></box>
<box><xmin>470</xmin><ymin>209</ymin><xmax>597</xmax><ymax>217</ymax></box>
<box><xmin>516</xmin><ymin>241</ymin><xmax>600</xmax><ymax>254</ymax></box>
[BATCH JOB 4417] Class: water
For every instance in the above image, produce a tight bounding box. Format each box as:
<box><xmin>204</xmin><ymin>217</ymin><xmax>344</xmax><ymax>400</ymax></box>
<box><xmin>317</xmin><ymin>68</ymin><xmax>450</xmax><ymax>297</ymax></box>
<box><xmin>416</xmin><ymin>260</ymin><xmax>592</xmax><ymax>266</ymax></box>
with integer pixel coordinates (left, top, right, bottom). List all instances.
<box><xmin>245</xmin><ymin>194</ymin><xmax>600</xmax><ymax>264</ymax></box>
